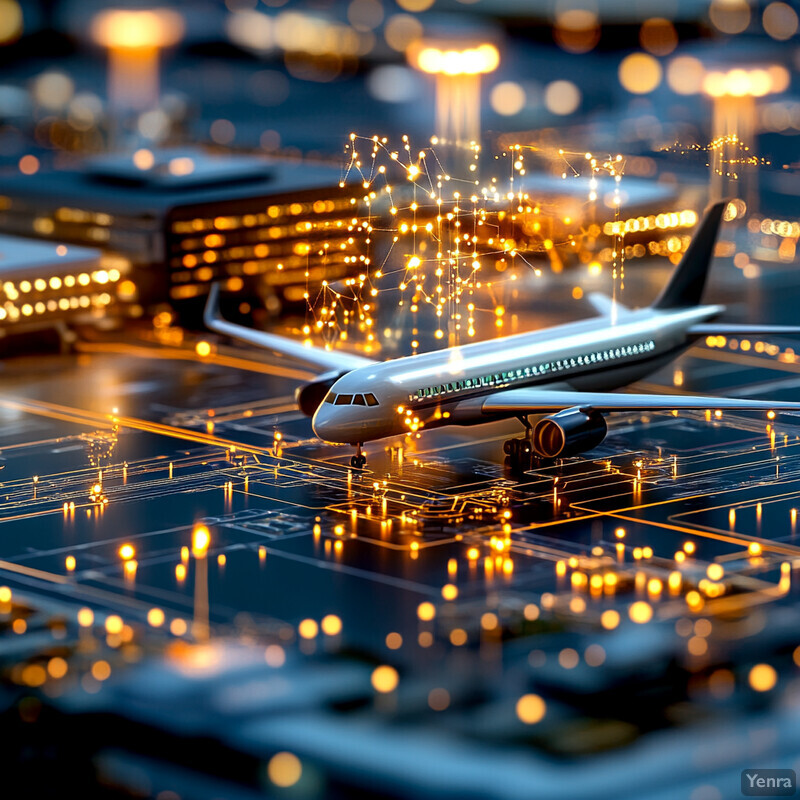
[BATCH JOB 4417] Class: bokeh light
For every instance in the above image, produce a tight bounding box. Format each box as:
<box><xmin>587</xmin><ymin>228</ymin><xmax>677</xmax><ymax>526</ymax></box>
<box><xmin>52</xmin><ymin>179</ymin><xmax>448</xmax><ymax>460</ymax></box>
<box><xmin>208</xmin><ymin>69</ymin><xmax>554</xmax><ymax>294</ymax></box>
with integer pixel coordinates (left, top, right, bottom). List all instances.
<box><xmin>267</xmin><ymin>752</ymin><xmax>302</xmax><ymax>787</ymax></box>
<box><xmin>32</xmin><ymin>71</ymin><xmax>75</xmax><ymax>111</ymax></box>
<box><xmin>371</xmin><ymin>664</ymin><xmax>399</xmax><ymax>693</ymax></box>
<box><xmin>762</xmin><ymin>2</ymin><xmax>799</xmax><ymax>39</ymax></box>
<box><xmin>0</xmin><ymin>0</ymin><xmax>23</xmax><ymax>45</ymax></box>
<box><xmin>639</xmin><ymin>17</ymin><xmax>678</xmax><ymax>56</ymax></box>
<box><xmin>544</xmin><ymin>79</ymin><xmax>581</xmax><ymax>115</ymax></box>
<box><xmin>516</xmin><ymin>693</ymin><xmax>546</xmax><ymax>724</ymax></box>
<box><xmin>384</xmin><ymin>14</ymin><xmax>423</xmax><ymax>52</ymax></box>
<box><xmin>412</xmin><ymin>43</ymin><xmax>499</xmax><ymax>75</ymax></box>
<box><xmin>553</xmin><ymin>9</ymin><xmax>600</xmax><ymax>54</ymax></box>
<box><xmin>91</xmin><ymin>8</ymin><xmax>185</xmax><ymax>50</ymax></box>
<box><xmin>396</xmin><ymin>0</ymin><xmax>435</xmax><ymax>10</ymax></box>
<box><xmin>368</xmin><ymin>65</ymin><xmax>419</xmax><ymax>103</ymax></box>
<box><xmin>619</xmin><ymin>52</ymin><xmax>663</xmax><ymax>94</ymax></box>
<box><xmin>709</xmin><ymin>0</ymin><xmax>751</xmax><ymax>35</ymax></box>
<box><xmin>490</xmin><ymin>81</ymin><xmax>526</xmax><ymax>115</ymax></box>
<box><xmin>348</xmin><ymin>0</ymin><xmax>384</xmax><ymax>32</ymax></box>
<box><xmin>748</xmin><ymin>663</ymin><xmax>777</xmax><ymax>692</ymax></box>
<box><xmin>666</xmin><ymin>55</ymin><xmax>705</xmax><ymax>95</ymax></box>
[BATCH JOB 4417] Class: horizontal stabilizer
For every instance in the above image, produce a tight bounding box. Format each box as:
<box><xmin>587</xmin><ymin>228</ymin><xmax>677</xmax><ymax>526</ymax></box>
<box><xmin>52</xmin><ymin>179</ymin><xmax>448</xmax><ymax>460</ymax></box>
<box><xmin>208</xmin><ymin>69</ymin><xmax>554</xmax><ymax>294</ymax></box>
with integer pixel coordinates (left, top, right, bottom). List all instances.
<box><xmin>690</xmin><ymin>323</ymin><xmax>800</xmax><ymax>337</ymax></box>
<box><xmin>481</xmin><ymin>388</ymin><xmax>800</xmax><ymax>415</ymax></box>
<box><xmin>203</xmin><ymin>283</ymin><xmax>374</xmax><ymax>374</ymax></box>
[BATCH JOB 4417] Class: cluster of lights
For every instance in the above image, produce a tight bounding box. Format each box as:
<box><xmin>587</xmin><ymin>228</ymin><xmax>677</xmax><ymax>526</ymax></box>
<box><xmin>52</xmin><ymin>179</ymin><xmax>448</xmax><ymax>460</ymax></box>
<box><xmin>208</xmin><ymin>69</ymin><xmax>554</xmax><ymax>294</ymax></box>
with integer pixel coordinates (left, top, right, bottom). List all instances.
<box><xmin>661</xmin><ymin>135</ymin><xmax>769</xmax><ymax>180</ymax></box>
<box><xmin>317</xmin><ymin>135</ymin><xmax>628</xmax><ymax>351</ymax></box>
<box><xmin>603</xmin><ymin>210</ymin><xmax>698</xmax><ymax>237</ymax></box>
<box><xmin>0</xmin><ymin>268</ymin><xmax>121</xmax><ymax>323</ymax></box>
<box><xmin>703</xmin><ymin>66</ymin><xmax>789</xmax><ymax>98</ymax></box>
<box><xmin>552</xmin><ymin>532</ymin><xmax>757</xmax><ymax>617</ymax></box>
<box><xmin>169</xmin><ymin>197</ymin><xmax>363</xmax><ymax>306</ymax></box>
<box><xmin>749</xmin><ymin>216</ymin><xmax>800</xmax><ymax>239</ymax></box>
<box><xmin>226</xmin><ymin>7</ymin><xmax>372</xmax><ymax>59</ymax></box>
<box><xmin>410</xmin><ymin>43</ymin><xmax>499</xmax><ymax>76</ymax></box>
<box><xmin>705</xmin><ymin>335</ymin><xmax>784</xmax><ymax>359</ymax></box>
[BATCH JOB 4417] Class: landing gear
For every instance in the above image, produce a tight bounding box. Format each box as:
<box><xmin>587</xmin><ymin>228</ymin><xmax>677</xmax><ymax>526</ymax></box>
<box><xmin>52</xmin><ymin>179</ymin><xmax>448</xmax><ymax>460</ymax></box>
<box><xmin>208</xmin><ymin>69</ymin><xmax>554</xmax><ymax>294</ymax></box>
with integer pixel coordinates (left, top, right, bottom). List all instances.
<box><xmin>503</xmin><ymin>416</ymin><xmax>547</xmax><ymax>472</ymax></box>
<box><xmin>503</xmin><ymin>436</ymin><xmax>533</xmax><ymax>471</ymax></box>
<box><xmin>503</xmin><ymin>437</ymin><xmax>532</xmax><ymax>458</ymax></box>
<box><xmin>350</xmin><ymin>443</ymin><xmax>367</xmax><ymax>470</ymax></box>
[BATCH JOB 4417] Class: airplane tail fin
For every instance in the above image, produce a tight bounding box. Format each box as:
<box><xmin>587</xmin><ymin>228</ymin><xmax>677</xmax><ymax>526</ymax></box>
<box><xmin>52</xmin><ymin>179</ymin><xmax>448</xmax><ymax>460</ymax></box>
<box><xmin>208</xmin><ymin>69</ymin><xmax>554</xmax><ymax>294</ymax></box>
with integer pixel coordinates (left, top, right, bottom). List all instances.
<box><xmin>651</xmin><ymin>201</ymin><xmax>728</xmax><ymax>310</ymax></box>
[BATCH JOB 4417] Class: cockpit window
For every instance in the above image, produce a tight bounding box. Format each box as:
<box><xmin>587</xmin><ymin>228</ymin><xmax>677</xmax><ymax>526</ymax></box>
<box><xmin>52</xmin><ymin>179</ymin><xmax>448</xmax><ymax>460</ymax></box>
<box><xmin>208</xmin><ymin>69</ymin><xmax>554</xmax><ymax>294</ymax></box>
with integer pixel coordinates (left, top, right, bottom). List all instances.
<box><xmin>353</xmin><ymin>394</ymin><xmax>366</xmax><ymax>405</ymax></box>
<box><xmin>334</xmin><ymin>394</ymin><xmax>353</xmax><ymax>405</ymax></box>
<box><xmin>324</xmin><ymin>392</ymin><xmax>336</xmax><ymax>404</ymax></box>
<box><xmin>365</xmin><ymin>393</ymin><xmax>379</xmax><ymax>406</ymax></box>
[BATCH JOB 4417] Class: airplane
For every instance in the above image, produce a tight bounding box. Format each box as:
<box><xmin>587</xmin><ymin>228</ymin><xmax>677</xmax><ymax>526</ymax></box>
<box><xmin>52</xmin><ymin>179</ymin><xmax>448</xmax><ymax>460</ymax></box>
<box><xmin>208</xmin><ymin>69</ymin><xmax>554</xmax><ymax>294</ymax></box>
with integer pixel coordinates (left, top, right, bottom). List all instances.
<box><xmin>205</xmin><ymin>201</ymin><xmax>800</xmax><ymax>470</ymax></box>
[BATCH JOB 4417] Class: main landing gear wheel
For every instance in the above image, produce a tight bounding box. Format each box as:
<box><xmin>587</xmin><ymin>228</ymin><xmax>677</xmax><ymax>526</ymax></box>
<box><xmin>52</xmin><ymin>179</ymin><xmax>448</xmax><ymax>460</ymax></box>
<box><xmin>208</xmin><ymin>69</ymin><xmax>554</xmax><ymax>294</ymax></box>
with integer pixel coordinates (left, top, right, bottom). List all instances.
<box><xmin>504</xmin><ymin>415</ymin><xmax>536</xmax><ymax>471</ymax></box>
<box><xmin>503</xmin><ymin>438</ymin><xmax>532</xmax><ymax>458</ymax></box>
<box><xmin>503</xmin><ymin>437</ymin><xmax>536</xmax><ymax>471</ymax></box>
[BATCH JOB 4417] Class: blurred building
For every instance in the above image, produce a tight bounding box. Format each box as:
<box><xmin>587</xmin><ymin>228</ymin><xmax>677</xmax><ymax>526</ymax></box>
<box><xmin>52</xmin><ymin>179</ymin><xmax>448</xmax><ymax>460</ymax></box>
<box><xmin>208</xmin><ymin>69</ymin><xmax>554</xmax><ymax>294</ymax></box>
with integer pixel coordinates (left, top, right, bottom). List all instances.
<box><xmin>0</xmin><ymin>150</ymin><xmax>360</xmax><ymax>319</ymax></box>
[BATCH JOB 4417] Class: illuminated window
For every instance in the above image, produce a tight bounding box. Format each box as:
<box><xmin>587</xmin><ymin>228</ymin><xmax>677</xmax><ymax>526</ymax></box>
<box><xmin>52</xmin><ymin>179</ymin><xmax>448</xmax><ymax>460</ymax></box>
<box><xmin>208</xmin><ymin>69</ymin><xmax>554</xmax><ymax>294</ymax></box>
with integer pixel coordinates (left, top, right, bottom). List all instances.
<box><xmin>334</xmin><ymin>394</ymin><xmax>353</xmax><ymax>405</ymax></box>
<box><xmin>324</xmin><ymin>393</ymin><xmax>336</xmax><ymax>404</ymax></box>
<box><xmin>365</xmin><ymin>394</ymin><xmax>379</xmax><ymax>406</ymax></box>
<box><xmin>353</xmin><ymin>394</ymin><xmax>366</xmax><ymax>405</ymax></box>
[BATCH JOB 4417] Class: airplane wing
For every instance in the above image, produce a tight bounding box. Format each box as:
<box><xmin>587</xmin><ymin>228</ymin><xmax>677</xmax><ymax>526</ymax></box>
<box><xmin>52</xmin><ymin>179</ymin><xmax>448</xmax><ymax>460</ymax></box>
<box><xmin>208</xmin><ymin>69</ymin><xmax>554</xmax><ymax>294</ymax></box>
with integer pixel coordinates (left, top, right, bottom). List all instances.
<box><xmin>203</xmin><ymin>283</ymin><xmax>375</xmax><ymax>374</ymax></box>
<box><xmin>481</xmin><ymin>388</ymin><xmax>800</xmax><ymax>414</ymax></box>
<box><xmin>689</xmin><ymin>323</ymin><xmax>800</xmax><ymax>337</ymax></box>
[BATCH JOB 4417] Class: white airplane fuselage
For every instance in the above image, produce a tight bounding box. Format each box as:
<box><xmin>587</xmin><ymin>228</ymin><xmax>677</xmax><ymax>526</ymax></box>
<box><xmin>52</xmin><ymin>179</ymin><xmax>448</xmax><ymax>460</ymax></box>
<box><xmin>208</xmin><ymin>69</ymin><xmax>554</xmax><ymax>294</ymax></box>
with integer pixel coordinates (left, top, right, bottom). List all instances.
<box><xmin>311</xmin><ymin>303</ymin><xmax>723</xmax><ymax>445</ymax></box>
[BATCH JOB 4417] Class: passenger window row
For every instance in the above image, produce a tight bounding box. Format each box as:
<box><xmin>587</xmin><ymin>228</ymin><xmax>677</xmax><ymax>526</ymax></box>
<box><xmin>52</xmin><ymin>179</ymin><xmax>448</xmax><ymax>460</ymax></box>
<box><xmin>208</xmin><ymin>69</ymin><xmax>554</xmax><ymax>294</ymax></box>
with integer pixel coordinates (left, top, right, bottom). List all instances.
<box><xmin>411</xmin><ymin>340</ymin><xmax>656</xmax><ymax>401</ymax></box>
<box><xmin>324</xmin><ymin>392</ymin><xmax>379</xmax><ymax>406</ymax></box>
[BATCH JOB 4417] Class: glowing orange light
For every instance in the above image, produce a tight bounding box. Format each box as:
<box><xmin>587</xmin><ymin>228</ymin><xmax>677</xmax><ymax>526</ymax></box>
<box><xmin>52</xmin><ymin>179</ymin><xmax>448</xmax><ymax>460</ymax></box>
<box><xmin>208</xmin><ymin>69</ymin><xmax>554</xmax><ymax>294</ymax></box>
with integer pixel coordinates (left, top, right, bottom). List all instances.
<box><xmin>267</xmin><ymin>752</ymin><xmax>302</xmax><ymax>788</ymax></box>
<box><xmin>629</xmin><ymin>601</ymin><xmax>653</xmax><ymax>624</ymax></box>
<box><xmin>411</xmin><ymin>42</ymin><xmax>499</xmax><ymax>75</ymax></box>
<box><xmin>371</xmin><ymin>664</ymin><xmax>399</xmax><ymax>693</ymax></box>
<box><xmin>147</xmin><ymin>608</ymin><xmax>165</xmax><ymax>627</ymax></box>
<box><xmin>321</xmin><ymin>614</ymin><xmax>342</xmax><ymax>636</ymax></box>
<box><xmin>91</xmin><ymin>9</ymin><xmax>184</xmax><ymax>49</ymax></box>
<box><xmin>749</xmin><ymin>663</ymin><xmax>777</xmax><ymax>692</ymax></box>
<box><xmin>516</xmin><ymin>693</ymin><xmax>546</xmax><ymax>724</ymax></box>
<box><xmin>192</xmin><ymin>525</ymin><xmax>210</xmax><ymax>557</ymax></box>
<box><xmin>105</xmin><ymin>614</ymin><xmax>123</xmax><ymax>635</ymax></box>
<box><xmin>298</xmin><ymin>618</ymin><xmax>318</xmax><ymax>639</ymax></box>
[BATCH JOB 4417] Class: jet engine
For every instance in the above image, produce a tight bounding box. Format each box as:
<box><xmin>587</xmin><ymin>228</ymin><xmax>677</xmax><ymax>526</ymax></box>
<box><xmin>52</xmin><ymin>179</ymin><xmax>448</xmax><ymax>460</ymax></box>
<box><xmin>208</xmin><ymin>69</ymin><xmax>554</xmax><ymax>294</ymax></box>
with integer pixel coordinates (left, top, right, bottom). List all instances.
<box><xmin>295</xmin><ymin>370</ymin><xmax>349</xmax><ymax>417</ymax></box>
<box><xmin>532</xmin><ymin>407</ymin><xmax>607</xmax><ymax>458</ymax></box>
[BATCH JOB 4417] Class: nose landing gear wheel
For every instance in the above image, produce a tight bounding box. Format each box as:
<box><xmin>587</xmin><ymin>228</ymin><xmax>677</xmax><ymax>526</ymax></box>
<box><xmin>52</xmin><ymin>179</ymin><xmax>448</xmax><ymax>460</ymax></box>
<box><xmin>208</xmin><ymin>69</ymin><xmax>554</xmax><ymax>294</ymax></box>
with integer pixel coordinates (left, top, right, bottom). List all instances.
<box><xmin>350</xmin><ymin>443</ymin><xmax>366</xmax><ymax>470</ymax></box>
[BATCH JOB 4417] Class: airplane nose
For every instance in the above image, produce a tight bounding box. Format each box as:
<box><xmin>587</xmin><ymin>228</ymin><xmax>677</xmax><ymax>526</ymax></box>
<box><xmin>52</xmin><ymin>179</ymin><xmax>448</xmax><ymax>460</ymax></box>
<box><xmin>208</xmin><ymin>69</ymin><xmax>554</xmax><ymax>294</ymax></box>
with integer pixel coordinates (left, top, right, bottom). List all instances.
<box><xmin>311</xmin><ymin>404</ymin><xmax>334</xmax><ymax>442</ymax></box>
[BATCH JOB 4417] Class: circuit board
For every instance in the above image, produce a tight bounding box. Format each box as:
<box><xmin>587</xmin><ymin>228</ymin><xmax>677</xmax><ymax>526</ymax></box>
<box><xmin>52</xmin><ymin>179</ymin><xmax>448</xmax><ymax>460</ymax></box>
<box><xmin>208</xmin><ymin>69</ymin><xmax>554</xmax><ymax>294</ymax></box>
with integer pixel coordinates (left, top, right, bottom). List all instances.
<box><xmin>1</xmin><ymin>255</ymin><xmax>800</xmax><ymax>800</ymax></box>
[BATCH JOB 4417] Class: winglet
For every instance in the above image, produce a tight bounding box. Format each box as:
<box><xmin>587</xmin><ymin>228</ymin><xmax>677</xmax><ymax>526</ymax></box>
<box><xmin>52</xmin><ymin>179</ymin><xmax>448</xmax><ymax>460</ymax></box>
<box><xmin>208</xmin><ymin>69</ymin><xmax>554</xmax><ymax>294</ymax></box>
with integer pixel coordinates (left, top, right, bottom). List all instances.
<box><xmin>651</xmin><ymin>201</ymin><xmax>728</xmax><ymax>310</ymax></box>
